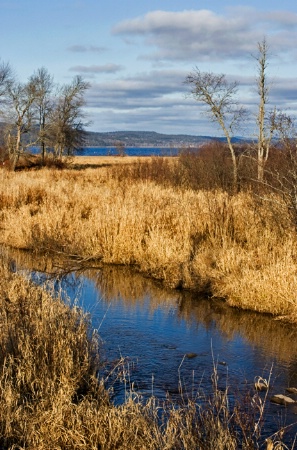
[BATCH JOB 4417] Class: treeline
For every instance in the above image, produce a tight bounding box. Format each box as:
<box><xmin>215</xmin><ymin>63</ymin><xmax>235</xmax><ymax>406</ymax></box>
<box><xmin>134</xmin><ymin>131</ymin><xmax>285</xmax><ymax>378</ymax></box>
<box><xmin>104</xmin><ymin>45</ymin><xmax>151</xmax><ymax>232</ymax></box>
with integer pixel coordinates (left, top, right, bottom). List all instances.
<box><xmin>0</xmin><ymin>62</ymin><xmax>89</xmax><ymax>168</ymax></box>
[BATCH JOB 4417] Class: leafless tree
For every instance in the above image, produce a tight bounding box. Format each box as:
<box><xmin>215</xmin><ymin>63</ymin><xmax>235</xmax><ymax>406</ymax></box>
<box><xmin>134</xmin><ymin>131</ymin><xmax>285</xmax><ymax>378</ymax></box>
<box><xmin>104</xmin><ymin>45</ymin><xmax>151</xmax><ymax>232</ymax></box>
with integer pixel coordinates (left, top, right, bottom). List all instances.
<box><xmin>254</xmin><ymin>38</ymin><xmax>275</xmax><ymax>181</ymax></box>
<box><xmin>30</xmin><ymin>67</ymin><xmax>54</xmax><ymax>162</ymax></box>
<box><xmin>48</xmin><ymin>76</ymin><xmax>90</xmax><ymax>158</ymax></box>
<box><xmin>261</xmin><ymin>112</ymin><xmax>297</xmax><ymax>230</ymax></box>
<box><xmin>114</xmin><ymin>140</ymin><xmax>126</xmax><ymax>157</ymax></box>
<box><xmin>5</xmin><ymin>78</ymin><xmax>37</xmax><ymax>168</ymax></box>
<box><xmin>0</xmin><ymin>60</ymin><xmax>13</xmax><ymax>111</ymax></box>
<box><xmin>185</xmin><ymin>69</ymin><xmax>245</xmax><ymax>192</ymax></box>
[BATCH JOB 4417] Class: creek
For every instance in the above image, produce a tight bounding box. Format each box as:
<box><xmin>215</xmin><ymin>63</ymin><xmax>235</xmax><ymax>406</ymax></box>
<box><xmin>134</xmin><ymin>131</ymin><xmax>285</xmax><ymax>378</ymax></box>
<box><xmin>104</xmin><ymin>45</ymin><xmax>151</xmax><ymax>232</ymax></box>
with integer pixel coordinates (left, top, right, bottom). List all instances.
<box><xmin>4</xmin><ymin>248</ymin><xmax>297</xmax><ymax>443</ymax></box>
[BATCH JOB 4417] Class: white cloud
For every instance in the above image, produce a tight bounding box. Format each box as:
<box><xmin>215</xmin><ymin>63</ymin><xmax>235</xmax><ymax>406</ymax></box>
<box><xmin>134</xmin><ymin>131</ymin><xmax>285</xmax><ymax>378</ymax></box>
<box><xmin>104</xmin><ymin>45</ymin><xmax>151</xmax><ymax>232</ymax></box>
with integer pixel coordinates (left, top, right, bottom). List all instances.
<box><xmin>84</xmin><ymin>66</ymin><xmax>297</xmax><ymax>135</ymax></box>
<box><xmin>69</xmin><ymin>63</ymin><xmax>124</xmax><ymax>74</ymax></box>
<box><xmin>113</xmin><ymin>9</ymin><xmax>297</xmax><ymax>62</ymax></box>
<box><xmin>67</xmin><ymin>45</ymin><xmax>107</xmax><ymax>53</ymax></box>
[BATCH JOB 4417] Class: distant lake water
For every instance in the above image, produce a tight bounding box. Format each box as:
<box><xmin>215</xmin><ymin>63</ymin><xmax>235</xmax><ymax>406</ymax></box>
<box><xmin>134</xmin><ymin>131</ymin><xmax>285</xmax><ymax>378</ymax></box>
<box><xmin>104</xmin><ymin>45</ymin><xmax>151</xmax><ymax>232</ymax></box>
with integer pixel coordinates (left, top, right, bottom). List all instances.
<box><xmin>29</xmin><ymin>146</ymin><xmax>180</xmax><ymax>157</ymax></box>
<box><xmin>75</xmin><ymin>147</ymin><xmax>180</xmax><ymax>157</ymax></box>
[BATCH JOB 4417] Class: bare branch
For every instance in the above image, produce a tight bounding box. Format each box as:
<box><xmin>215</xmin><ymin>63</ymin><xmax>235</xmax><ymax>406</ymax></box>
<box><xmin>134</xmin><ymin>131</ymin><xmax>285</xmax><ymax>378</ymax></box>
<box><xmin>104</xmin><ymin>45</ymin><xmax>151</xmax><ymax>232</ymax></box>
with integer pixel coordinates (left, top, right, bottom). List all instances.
<box><xmin>185</xmin><ymin>68</ymin><xmax>245</xmax><ymax>192</ymax></box>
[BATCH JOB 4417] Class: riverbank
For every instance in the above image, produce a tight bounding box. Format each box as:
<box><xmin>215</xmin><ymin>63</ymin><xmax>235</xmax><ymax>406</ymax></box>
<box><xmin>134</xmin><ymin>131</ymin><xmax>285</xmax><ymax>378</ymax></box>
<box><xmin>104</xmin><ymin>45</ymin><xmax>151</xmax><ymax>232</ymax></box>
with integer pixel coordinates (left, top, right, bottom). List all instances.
<box><xmin>0</xmin><ymin>158</ymin><xmax>296</xmax><ymax>320</ymax></box>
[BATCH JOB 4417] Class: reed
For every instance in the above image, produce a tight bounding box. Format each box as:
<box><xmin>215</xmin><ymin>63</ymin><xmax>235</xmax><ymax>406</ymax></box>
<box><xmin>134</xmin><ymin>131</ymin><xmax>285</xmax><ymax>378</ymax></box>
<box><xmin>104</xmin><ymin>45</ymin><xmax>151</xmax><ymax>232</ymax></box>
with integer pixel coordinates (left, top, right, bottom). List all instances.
<box><xmin>0</xmin><ymin>163</ymin><xmax>297</xmax><ymax>319</ymax></box>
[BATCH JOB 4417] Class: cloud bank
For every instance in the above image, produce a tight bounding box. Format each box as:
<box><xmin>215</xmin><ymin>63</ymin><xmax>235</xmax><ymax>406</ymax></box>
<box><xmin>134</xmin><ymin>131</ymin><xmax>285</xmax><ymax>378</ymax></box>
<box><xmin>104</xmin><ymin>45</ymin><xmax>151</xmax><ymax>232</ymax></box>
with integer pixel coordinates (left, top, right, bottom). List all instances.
<box><xmin>113</xmin><ymin>8</ymin><xmax>297</xmax><ymax>62</ymax></box>
<box><xmin>80</xmin><ymin>7</ymin><xmax>297</xmax><ymax>134</ymax></box>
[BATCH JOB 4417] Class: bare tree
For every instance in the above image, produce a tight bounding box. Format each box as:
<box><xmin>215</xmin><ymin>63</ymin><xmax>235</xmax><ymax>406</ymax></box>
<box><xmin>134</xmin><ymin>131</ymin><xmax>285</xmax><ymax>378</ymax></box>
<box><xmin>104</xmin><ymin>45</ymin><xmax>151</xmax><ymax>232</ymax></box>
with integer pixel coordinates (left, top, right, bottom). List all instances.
<box><xmin>5</xmin><ymin>78</ymin><xmax>37</xmax><ymax>167</ymax></box>
<box><xmin>0</xmin><ymin>60</ymin><xmax>13</xmax><ymax>110</ymax></box>
<box><xmin>114</xmin><ymin>140</ymin><xmax>126</xmax><ymax>157</ymax></box>
<box><xmin>185</xmin><ymin>69</ymin><xmax>245</xmax><ymax>192</ymax></box>
<box><xmin>261</xmin><ymin>112</ymin><xmax>297</xmax><ymax>230</ymax></box>
<box><xmin>254</xmin><ymin>38</ymin><xmax>275</xmax><ymax>181</ymax></box>
<box><xmin>0</xmin><ymin>60</ymin><xmax>13</xmax><ymax>151</ymax></box>
<box><xmin>30</xmin><ymin>67</ymin><xmax>54</xmax><ymax>162</ymax></box>
<box><xmin>48</xmin><ymin>76</ymin><xmax>90</xmax><ymax>158</ymax></box>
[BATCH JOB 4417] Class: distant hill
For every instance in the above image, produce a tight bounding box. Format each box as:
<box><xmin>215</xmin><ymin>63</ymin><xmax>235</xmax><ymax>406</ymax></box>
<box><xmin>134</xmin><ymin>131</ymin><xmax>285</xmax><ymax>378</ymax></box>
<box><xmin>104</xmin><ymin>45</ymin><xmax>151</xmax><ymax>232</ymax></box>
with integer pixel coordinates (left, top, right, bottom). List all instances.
<box><xmin>84</xmin><ymin>130</ymin><xmax>244</xmax><ymax>148</ymax></box>
<box><xmin>0</xmin><ymin>121</ymin><xmax>245</xmax><ymax>148</ymax></box>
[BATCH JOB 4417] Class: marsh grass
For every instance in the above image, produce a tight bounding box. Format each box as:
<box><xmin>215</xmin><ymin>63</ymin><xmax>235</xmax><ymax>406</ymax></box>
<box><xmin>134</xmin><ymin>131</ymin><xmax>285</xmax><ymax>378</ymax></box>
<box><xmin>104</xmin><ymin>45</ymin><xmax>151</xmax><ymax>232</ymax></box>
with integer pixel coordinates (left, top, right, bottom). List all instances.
<box><xmin>0</xmin><ymin>260</ymin><xmax>105</xmax><ymax>448</ymax></box>
<box><xmin>0</xmin><ymin>257</ymin><xmax>296</xmax><ymax>448</ymax></box>
<box><xmin>0</xmin><ymin>161</ymin><xmax>297</xmax><ymax>319</ymax></box>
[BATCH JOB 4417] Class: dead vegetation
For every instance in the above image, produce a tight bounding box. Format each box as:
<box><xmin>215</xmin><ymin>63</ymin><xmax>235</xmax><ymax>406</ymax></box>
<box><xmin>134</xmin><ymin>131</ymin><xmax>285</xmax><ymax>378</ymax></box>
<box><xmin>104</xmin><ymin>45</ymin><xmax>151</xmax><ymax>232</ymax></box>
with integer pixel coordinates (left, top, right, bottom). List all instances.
<box><xmin>0</xmin><ymin>151</ymin><xmax>297</xmax><ymax>447</ymax></box>
<box><xmin>0</xmin><ymin>154</ymin><xmax>297</xmax><ymax>319</ymax></box>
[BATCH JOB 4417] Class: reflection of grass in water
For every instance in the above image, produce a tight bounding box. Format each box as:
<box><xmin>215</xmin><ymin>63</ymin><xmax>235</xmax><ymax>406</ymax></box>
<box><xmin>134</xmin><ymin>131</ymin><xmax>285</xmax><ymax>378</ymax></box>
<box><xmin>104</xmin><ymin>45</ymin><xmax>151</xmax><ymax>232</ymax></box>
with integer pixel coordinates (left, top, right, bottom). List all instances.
<box><xmin>0</xmin><ymin>258</ymin><xmax>296</xmax><ymax>449</ymax></box>
<box><xmin>178</xmin><ymin>291</ymin><xmax>297</xmax><ymax>366</ymax></box>
<box><xmin>91</xmin><ymin>265</ymin><xmax>178</xmax><ymax>309</ymax></box>
<box><xmin>78</xmin><ymin>265</ymin><xmax>297</xmax><ymax>367</ymax></box>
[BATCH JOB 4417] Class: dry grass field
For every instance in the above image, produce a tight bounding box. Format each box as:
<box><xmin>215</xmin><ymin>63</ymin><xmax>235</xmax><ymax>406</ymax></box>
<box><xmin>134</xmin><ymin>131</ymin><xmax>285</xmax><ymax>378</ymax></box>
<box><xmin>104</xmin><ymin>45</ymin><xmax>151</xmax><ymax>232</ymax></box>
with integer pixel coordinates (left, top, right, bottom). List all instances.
<box><xmin>0</xmin><ymin>158</ymin><xmax>296</xmax><ymax>319</ymax></box>
<box><xmin>70</xmin><ymin>155</ymin><xmax>177</xmax><ymax>171</ymax></box>
<box><xmin>72</xmin><ymin>155</ymin><xmax>161</xmax><ymax>165</ymax></box>
<box><xmin>0</xmin><ymin>158</ymin><xmax>296</xmax><ymax>447</ymax></box>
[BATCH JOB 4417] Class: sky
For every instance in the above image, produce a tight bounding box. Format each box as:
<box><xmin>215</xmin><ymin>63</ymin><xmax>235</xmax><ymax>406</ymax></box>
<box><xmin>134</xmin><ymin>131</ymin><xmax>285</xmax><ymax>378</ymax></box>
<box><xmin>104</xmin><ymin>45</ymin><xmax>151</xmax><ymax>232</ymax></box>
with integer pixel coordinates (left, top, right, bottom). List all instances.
<box><xmin>1</xmin><ymin>0</ymin><xmax>297</xmax><ymax>137</ymax></box>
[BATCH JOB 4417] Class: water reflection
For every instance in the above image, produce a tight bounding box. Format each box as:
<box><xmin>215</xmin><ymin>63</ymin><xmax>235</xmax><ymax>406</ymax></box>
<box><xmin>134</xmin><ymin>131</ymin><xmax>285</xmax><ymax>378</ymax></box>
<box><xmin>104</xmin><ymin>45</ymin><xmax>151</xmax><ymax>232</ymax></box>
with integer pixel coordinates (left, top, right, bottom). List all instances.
<box><xmin>83</xmin><ymin>265</ymin><xmax>297</xmax><ymax>387</ymax></box>
<box><xmin>3</xmin><ymin>246</ymin><xmax>297</xmax><ymax>368</ymax></box>
<box><xmin>2</xmin><ymin>246</ymin><xmax>297</xmax><ymax>439</ymax></box>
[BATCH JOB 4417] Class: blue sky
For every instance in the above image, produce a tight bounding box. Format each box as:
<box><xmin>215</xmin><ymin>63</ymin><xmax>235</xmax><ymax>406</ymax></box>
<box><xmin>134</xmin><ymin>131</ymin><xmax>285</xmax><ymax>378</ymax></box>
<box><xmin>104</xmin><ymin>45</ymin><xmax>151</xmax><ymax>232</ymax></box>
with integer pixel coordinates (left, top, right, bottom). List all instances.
<box><xmin>1</xmin><ymin>0</ymin><xmax>297</xmax><ymax>136</ymax></box>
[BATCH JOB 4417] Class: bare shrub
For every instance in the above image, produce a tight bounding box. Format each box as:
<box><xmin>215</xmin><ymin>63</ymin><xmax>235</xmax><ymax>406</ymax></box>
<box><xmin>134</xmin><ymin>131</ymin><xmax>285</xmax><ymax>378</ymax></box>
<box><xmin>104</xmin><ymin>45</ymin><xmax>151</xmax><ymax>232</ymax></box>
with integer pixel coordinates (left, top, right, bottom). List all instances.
<box><xmin>0</xmin><ymin>146</ymin><xmax>8</xmax><ymax>164</ymax></box>
<box><xmin>37</xmin><ymin>154</ymin><xmax>72</xmax><ymax>169</ymax></box>
<box><xmin>110</xmin><ymin>156</ymin><xmax>179</xmax><ymax>187</ymax></box>
<box><xmin>179</xmin><ymin>142</ymin><xmax>234</xmax><ymax>191</ymax></box>
<box><xmin>108</xmin><ymin>143</ymin><xmax>257</xmax><ymax>194</ymax></box>
<box><xmin>261</xmin><ymin>143</ymin><xmax>297</xmax><ymax>232</ymax></box>
<box><xmin>110</xmin><ymin>143</ymin><xmax>239</xmax><ymax>193</ymax></box>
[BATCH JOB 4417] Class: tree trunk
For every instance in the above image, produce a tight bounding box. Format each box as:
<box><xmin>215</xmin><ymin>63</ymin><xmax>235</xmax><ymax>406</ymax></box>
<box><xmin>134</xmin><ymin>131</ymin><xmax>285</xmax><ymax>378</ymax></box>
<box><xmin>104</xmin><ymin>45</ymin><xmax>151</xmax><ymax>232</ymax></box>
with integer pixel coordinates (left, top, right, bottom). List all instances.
<box><xmin>219</xmin><ymin>117</ymin><xmax>239</xmax><ymax>193</ymax></box>
<box><xmin>256</xmin><ymin>38</ymin><xmax>269</xmax><ymax>182</ymax></box>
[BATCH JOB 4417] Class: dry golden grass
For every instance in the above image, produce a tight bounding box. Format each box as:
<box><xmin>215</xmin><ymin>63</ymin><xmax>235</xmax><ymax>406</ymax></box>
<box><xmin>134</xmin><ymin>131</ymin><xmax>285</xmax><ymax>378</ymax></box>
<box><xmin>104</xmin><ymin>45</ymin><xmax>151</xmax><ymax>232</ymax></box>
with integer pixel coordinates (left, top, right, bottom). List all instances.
<box><xmin>0</xmin><ymin>164</ymin><xmax>297</xmax><ymax>319</ymax></box>
<box><xmin>70</xmin><ymin>155</ymin><xmax>176</xmax><ymax>170</ymax></box>
<box><xmin>71</xmin><ymin>155</ymin><xmax>147</xmax><ymax>170</ymax></box>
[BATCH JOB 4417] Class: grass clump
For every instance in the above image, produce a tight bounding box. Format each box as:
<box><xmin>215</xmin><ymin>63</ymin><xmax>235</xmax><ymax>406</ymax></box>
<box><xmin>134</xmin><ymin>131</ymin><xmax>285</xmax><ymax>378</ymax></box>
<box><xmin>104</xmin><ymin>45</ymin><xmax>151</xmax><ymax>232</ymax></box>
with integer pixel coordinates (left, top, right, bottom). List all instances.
<box><xmin>0</xmin><ymin>259</ymin><xmax>105</xmax><ymax>448</ymax></box>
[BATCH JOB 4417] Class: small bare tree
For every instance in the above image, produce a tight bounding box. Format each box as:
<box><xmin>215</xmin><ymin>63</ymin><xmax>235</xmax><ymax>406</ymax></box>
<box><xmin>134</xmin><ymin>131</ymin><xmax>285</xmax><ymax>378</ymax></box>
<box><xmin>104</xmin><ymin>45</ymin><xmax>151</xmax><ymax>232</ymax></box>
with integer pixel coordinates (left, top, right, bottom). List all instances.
<box><xmin>114</xmin><ymin>140</ymin><xmax>126</xmax><ymax>157</ymax></box>
<box><xmin>0</xmin><ymin>60</ymin><xmax>13</xmax><ymax>154</ymax></box>
<box><xmin>48</xmin><ymin>76</ymin><xmax>90</xmax><ymax>158</ymax></box>
<box><xmin>30</xmin><ymin>67</ymin><xmax>54</xmax><ymax>162</ymax></box>
<box><xmin>185</xmin><ymin>69</ymin><xmax>245</xmax><ymax>192</ymax></box>
<box><xmin>5</xmin><ymin>78</ymin><xmax>37</xmax><ymax>168</ymax></box>
<box><xmin>262</xmin><ymin>112</ymin><xmax>297</xmax><ymax>230</ymax></box>
<box><xmin>0</xmin><ymin>60</ymin><xmax>13</xmax><ymax>109</ymax></box>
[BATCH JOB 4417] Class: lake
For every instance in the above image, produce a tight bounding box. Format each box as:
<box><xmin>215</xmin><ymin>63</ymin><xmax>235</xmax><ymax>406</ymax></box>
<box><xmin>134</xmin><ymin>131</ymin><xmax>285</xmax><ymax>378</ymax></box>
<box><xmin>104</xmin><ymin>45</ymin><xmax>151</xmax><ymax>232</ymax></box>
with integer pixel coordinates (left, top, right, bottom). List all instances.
<box><xmin>30</xmin><ymin>146</ymin><xmax>180</xmax><ymax>157</ymax></box>
<box><xmin>76</xmin><ymin>147</ymin><xmax>180</xmax><ymax>157</ymax></box>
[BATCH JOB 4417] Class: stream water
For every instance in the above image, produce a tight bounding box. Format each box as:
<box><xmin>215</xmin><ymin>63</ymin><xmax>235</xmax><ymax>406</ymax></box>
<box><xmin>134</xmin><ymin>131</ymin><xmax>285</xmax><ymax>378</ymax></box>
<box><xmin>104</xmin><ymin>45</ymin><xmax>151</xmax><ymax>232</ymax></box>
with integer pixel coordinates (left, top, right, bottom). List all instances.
<box><xmin>4</xmin><ymin>249</ymin><xmax>297</xmax><ymax>444</ymax></box>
